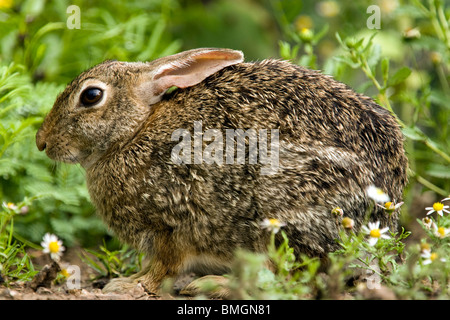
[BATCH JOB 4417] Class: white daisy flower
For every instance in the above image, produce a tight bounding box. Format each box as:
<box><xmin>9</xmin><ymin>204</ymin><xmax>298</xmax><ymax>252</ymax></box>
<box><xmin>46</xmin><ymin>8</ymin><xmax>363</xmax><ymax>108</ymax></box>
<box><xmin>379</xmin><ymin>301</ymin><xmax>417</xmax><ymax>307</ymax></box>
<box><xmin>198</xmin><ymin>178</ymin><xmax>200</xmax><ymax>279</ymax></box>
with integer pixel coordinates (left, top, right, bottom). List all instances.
<box><xmin>421</xmin><ymin>249</ymin><xmax>446</xmax><ymax>265</ymax></box>
<box><xmin>376</xmin><ymin>201</ymin><xmax>403</xmax><ymax>214</ymax></box>
<box><xmin>260</xmin><ymin>218</ymin><xmax>286</xmax><ymax>234</ymax></box>
<box><xmin>362</xmin><ymin>221</ymin><xmax>390</xmax><ymax>246</ymax></box>
<box><xmin>432</xmin><ymin>224</ymin><xmax>450</xmax><ymax>239</ymax></box>
<box><xmin>420</xmin><ymin>242</ymin><xmax>431</xmax><ymax>253</ymax></box>
<box><xmin>41</xmin><ymin>233</ymin><xmax>65</xmax><ymax>262</ymax></box>
<box><xmin>425</xmin><ymin>202</ymin><xmax>450</xmax><ymax>216</ymax></box>
<box><xmin>3</xmin><ymin>202</ymin><xmax>18</xmax><ymax>211</ymax></box>
<box><xmin>366</xmin><ymin>185</ymin><xmax>390</xmax><ymax>203</ymax></box>
<box><xmin>421</xmin><ymin>217</ymin><xmax>433</xmax><ymax>230</ymax></box>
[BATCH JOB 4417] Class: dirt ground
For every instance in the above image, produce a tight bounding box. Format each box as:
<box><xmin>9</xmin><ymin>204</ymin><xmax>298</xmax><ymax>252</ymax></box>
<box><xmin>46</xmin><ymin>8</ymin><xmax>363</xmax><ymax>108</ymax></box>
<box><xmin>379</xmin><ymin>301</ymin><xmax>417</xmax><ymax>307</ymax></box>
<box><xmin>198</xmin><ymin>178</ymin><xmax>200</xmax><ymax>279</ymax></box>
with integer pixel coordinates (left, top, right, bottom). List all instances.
<box><xmin>0</xmin><ymin>247</ymin><xmax>194</xmax><ymax>300</ymax></box>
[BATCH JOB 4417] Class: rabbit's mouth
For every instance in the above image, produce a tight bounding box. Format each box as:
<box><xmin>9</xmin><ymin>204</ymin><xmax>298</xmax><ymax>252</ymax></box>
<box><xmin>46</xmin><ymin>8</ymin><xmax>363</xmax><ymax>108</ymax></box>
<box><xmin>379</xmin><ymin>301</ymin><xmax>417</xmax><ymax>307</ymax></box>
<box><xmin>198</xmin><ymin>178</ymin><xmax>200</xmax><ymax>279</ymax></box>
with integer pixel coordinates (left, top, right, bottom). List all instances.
<box><xmin>42</xmin><ymin>143</ymin><xmax>81</xmax><ymax>165</ymax></box>
<box><xmin>37</xmin><ymin>136</ymin><xmax>83</xmax><ymax>165</ymax></box>
<box><xmin>36</xmin><ymin>127</ymin><xmax>101</xmax><ymax>169</ymax></box>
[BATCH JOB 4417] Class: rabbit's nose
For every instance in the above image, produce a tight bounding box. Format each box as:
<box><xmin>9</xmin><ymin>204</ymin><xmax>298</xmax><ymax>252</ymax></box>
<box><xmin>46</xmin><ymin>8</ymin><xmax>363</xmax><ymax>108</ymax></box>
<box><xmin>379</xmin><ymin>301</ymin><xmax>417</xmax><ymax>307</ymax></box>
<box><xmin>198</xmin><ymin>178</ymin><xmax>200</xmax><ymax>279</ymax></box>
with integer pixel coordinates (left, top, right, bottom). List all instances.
<box><xmin>37</xmin><ymin>141</ymin><xmax>47</xmax><ymax>151</ymax></box>
<box><xmin>36</xmin><ymin>130</ymin><xmax>47</xmax><ymax>151</ymax></box>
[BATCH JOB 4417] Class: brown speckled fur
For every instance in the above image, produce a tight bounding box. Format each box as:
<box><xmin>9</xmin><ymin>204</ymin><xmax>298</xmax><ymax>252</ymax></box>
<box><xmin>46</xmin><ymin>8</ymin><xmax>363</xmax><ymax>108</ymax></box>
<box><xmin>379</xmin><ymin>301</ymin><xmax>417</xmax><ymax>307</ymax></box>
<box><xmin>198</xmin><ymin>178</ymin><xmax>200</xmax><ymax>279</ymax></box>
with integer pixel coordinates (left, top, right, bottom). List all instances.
<box><xmin>36</xmin><ymin>49</ymin><xmax>408</xmax><ymax>293</ymax></box>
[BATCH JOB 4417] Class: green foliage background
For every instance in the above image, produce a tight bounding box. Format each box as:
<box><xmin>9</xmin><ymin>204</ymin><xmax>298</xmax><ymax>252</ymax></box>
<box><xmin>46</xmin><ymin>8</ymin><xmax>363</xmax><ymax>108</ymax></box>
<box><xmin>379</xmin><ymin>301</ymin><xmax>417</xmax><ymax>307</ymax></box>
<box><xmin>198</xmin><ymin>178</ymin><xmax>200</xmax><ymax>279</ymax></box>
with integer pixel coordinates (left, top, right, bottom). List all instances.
<box><xmin>0</xmin><ymin>0</ymin><xmax>449</xmax><ymax>295</ymax></box>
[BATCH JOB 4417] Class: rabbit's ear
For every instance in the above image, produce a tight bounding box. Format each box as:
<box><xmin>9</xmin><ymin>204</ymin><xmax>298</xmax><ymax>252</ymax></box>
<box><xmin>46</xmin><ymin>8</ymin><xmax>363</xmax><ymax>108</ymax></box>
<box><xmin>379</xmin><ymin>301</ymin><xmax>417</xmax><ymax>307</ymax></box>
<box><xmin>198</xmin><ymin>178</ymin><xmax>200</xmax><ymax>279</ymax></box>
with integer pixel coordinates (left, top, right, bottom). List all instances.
<box><xmin>139</xmin><ymin>48</ymin><xmax>244</xmax><ymax>105</ymax></box>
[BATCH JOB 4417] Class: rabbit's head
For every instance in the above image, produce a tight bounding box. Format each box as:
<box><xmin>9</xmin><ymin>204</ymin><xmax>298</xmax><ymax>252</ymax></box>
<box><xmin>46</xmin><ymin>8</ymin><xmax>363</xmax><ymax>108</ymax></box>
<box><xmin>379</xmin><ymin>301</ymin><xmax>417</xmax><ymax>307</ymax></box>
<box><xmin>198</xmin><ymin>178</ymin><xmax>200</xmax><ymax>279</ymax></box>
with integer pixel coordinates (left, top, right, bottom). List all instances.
<box><xmin>36</xmin><ymin>48</ymin><xmax>243</xmax><ymax>168</ymax></box>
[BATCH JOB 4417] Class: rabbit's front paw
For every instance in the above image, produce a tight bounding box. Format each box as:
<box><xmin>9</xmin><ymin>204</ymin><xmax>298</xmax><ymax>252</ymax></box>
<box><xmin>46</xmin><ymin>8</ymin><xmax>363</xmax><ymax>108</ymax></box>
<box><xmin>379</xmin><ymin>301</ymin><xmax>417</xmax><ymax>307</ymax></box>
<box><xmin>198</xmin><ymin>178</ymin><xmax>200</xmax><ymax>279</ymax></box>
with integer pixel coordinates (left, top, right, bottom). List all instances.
<box><xmin>103</xmin><ymin>275</ymin><xmax>162</xmax><ymax>295</ymax></box>
<box><xmin>180</xmin><ymin>275</ymin><xmax>230</xmax><ymax>299</ymax></box>
<box><xmin>102</xmin><ymin>277</ymin><xmax>137</xmax><ymax>293</ymax></box>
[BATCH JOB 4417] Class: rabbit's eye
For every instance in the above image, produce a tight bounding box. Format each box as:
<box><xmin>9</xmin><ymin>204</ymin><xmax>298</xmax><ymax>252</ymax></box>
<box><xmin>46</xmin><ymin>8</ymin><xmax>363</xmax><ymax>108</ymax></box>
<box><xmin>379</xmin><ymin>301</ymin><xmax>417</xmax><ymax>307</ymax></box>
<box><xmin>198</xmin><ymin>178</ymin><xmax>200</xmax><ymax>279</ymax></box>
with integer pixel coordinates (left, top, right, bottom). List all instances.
<box><xmin>80</xmin><ymin>87</ymin><xmax>103</xmax><ymax>106</ymax></box>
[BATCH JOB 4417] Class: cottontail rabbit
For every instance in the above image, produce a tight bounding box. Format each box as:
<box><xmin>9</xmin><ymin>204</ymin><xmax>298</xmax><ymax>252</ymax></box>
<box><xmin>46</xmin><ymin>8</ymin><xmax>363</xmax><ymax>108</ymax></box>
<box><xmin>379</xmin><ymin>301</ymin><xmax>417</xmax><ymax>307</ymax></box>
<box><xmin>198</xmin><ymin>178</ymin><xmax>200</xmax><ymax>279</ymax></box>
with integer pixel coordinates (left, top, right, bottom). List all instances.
<box><xmin>36</xmin><ymin>48</ymin><xmax>407</xmax><ymax>295</ymax></box>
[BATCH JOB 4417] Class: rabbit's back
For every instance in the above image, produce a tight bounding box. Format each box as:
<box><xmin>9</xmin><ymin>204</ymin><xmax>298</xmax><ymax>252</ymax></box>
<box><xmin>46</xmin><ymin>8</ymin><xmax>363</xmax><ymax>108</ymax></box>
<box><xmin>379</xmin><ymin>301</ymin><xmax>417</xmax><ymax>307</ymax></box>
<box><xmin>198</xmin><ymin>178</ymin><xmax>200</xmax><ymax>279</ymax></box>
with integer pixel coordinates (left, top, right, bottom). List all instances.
<box><xmin>87</xmin><ymin>59</ymin><xmax>407</xmax><ymax>258</ymax></box>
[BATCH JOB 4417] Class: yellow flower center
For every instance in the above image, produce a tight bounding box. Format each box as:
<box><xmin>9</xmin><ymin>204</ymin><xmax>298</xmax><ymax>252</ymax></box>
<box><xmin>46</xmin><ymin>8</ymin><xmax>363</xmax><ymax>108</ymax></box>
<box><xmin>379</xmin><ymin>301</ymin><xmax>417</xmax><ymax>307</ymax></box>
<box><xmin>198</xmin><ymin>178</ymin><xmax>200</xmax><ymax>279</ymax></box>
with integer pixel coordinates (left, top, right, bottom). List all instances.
<box><xmin>269</xmin><ymin>218</ymin><xmax>278</xmax><ymax>224</ymax></box>
<box><xmin>60</xmin><ymin>269</ymin><xmax>70</xmax><ymax>278</ymax></box>
<box><xmin>370</xmin><ymin>229</ymin><xmax>381</xmax><ymax>238</ymax></box>
<box><xmin>433</xmin><ymin>202</ymin><xmax>444</xmax><ymax>211</ymax></box>
<box><xmin>6</xmin><ymin>202</ymin><xmax>17</xmax><ymax>210</ymax></box>
<box><xmin>384</xmin><ymin>202</ymin><xmax>393</xmax><ymax>209</ymax></box>
<box><xmin>49</xmin><ymin>241</ymin><xmax>60</xmax><ymax>253</ymax></box>
<box><xmin>299</xmin><ymin>28</ymin><xmax>313</xmax><ymax>41</ymax></box>
<box><xmin>437</xmin><ymin>227</ymin><xmax>446</xmax><ymax>237</ymax></box>
<box><xmin>420</xmin><ymin>242</ymin><xmax>430</xmax><ymax>252</ymax></box>
<box><xmin>430</xmin><ymin>252</ymin><xmax>438</xmax><ymax>262</ymax></box>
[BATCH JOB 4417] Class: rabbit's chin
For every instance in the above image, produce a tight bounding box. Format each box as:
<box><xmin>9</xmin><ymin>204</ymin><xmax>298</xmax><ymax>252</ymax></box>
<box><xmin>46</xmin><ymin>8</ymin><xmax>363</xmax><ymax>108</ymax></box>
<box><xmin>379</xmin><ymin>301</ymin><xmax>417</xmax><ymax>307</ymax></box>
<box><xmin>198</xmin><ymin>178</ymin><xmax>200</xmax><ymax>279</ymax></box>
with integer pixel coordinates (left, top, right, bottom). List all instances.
<box><xmin>45</xmin><ymin>146</ymin><xmax>96</xmax><ymax>168</ymax></box>
<box><xmin>44</xmin><ymin>147</ymin><xmax>79</xmax><ymax>165</ymax></box>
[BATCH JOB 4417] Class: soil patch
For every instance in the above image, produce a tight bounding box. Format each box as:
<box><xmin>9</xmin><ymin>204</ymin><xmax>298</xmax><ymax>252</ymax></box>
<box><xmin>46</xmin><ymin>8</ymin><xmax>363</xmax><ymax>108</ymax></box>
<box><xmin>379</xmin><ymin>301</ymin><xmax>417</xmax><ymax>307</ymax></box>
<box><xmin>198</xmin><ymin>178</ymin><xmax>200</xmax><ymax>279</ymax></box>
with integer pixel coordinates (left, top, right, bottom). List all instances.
<box><xmin>0</xmin><ymin>247</ymin><xmax>190</xmax><ymax>300</ymax></box>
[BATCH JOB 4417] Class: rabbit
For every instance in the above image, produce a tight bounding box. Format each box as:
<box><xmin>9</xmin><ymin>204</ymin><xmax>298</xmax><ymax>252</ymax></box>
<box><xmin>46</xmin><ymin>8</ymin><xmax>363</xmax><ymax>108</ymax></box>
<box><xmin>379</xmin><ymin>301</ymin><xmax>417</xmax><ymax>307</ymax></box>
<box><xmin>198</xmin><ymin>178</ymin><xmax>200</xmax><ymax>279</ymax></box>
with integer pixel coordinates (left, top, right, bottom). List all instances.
<box><xmin>36</xmin><ymin>48</ymin><xmax>408</xmax><ymax>295</ymax></box>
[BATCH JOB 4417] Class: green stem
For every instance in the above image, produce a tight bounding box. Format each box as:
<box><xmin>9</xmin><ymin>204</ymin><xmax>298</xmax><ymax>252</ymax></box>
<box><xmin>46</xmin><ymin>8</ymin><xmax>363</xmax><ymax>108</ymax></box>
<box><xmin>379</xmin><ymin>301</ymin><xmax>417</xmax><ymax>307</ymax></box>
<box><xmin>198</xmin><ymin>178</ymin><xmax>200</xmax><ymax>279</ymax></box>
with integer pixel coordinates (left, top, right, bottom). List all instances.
<box><xmin>412</xmin><ymin>170</ymin><xmax>448</xmax><ymax>197</ymax></box>
<box><xmin>423</xmin><ymin>140</ymin><xmax>450</xmax><ymax>163</ymax></box>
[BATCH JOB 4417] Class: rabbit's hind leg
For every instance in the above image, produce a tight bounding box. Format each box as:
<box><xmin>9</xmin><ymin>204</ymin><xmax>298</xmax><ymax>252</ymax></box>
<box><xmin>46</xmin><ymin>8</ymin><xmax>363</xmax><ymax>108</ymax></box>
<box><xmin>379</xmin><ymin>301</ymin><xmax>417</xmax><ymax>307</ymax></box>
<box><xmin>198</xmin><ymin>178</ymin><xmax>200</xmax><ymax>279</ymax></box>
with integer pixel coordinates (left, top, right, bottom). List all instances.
<box><xmin>102</xmin><ymin>254</ymin><xmax>181</xmax><ymax>295</ymax></box>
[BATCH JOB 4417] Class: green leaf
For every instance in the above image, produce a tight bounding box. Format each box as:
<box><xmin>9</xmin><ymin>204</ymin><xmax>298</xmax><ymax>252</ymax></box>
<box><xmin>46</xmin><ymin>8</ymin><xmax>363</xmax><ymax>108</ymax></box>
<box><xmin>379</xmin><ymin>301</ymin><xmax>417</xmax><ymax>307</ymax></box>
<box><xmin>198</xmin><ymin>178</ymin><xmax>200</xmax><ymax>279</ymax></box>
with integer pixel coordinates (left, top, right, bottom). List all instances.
<box><xmin>312</xmin><ymin>24</ymin><xmax>329</xmax><ymax>44</ymax></box>
<box><xmin>426</xmin><ymin>164</ymin><xmax>450</xmax><ymax>179</ymax></box>
<box><xmin>278</xmin><ymin>41</ymin><xmax>299</xmax><ymax>61</ymax></box>
<box><xmin>367</xmin><ymin>43</ymin><xmax>381</xmax><ymax>70</ymax></box>
<box><xmin>257</xmin><ymin>268</ymin><xmax>276</xmax><ymax>288</ymax></box>
<box><xmin>333</xmin><ymin>56</ymin><xmax>360</xmax><ymax>68</ymax></box>
<box><xmin>50</xmin><ymin>219</ymin><xmax>76</xmax><ymax>245</ymax></box>
<box><xmin>81</xmin><ymin>250</ymin><xmax>108</xmax><ymax>276</ymax></box>
<box><xmin>429</xmin><ymin>90</ymin><xmax>450</xmax><ymax>110</ymax></box>
<box><xmin>335</xmin><ymin>32</ymin><xmax>344</xmax><ymax>46</ymax></box>
<box><xmin>137</xmin><ymin>18</ymin><xmax>166</xmax><ymax>61</ymax></box>
<box><xmin>388</xmin><ymin>67</ymin><xmax>411</xmax><ymax>86</ymax></box>
<box><xmin>402</xmin><ymin>126</ymin><xmax>426</xmax><ymax>141</ymax></box>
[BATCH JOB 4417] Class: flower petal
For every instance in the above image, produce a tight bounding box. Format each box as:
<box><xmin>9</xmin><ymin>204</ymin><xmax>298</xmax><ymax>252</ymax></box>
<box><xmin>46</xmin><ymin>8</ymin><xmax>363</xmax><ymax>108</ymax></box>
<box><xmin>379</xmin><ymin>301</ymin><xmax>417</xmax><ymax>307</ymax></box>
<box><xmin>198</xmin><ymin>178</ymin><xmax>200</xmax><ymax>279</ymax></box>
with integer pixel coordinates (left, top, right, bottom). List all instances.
<box><xmin>368</xmin><ymin>237</ymin><xmax>379</xmax><ymax>246</ymax></box>
<box><xmin>42</xmin><ymin>233</ymin><xmax>51</xmax><ymax>242</ymax></box>
<box><xmin>395</xmin><ymin>202</ymin><xmax>404</xmax><ymax>207</ymax></box>
<box><xmin>369</xmin><ymin>221</ymin><xmax>380</xmax><ymax>230</ymax></box>
<box><xmin>380</xmin><ymin>227</ymin><xmax>390</xmax><ymax>234</ymax></box>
